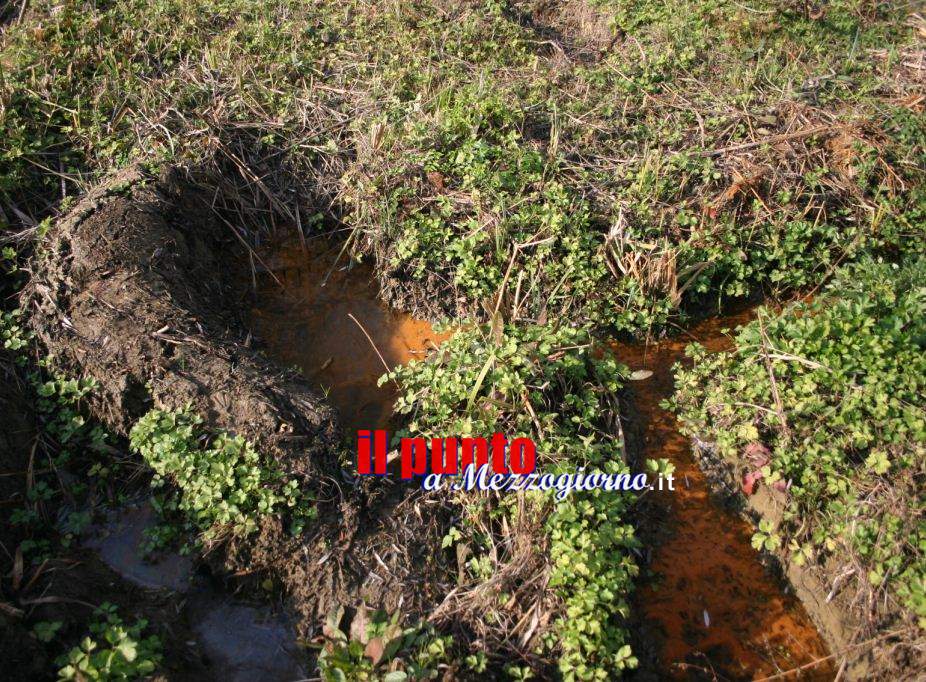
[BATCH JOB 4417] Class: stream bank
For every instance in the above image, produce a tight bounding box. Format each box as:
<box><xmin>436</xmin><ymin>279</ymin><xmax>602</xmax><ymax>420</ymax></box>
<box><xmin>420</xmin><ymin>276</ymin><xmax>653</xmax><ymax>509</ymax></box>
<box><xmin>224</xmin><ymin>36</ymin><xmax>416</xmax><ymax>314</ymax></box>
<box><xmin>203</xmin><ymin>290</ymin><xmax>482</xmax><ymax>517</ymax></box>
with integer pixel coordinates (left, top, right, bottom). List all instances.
<box><xmin>613</xmin><ymin>313</ymin><xmax>834</xmax><ymax>679</ymax></box>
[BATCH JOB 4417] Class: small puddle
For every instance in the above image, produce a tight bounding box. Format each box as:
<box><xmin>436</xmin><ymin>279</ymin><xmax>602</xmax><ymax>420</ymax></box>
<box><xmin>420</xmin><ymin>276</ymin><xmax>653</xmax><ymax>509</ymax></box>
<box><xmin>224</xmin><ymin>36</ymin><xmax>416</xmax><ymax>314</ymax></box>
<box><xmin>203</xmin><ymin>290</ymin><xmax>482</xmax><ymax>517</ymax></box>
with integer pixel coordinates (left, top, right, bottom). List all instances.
<box><xmin>613</xmin><ymin>311</ymin><xmax>832</xmax><ymax>679</ymax></box>
<box><xmin>87</xmin><ymin>499</ymin><xmax>305</xmax><ymax>681</ymax></box>
<box><xmin>86</xmin><ymin>501</ymin><xmax>193</xmax><ymax>592</ymax></box>
<box><xmin>246</xmin><ymin>241</ymin><xmax>446</xmax><ymax>435</ymax></box>
<box><xmin>187</xmin><ymin>594</ymin><xmax>305</xmax><ymax>682</ymax></box>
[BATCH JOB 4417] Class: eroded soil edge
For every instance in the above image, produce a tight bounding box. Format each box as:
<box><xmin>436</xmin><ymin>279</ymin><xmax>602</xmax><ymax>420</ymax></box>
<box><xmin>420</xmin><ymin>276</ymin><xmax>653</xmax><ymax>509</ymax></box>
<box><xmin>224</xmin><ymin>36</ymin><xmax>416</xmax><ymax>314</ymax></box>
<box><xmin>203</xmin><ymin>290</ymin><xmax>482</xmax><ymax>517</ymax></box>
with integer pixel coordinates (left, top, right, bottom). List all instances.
<box><xmin>23</xmin><ymin>164</ymin><xmax>453</xmax><ymax>642</ymax></box>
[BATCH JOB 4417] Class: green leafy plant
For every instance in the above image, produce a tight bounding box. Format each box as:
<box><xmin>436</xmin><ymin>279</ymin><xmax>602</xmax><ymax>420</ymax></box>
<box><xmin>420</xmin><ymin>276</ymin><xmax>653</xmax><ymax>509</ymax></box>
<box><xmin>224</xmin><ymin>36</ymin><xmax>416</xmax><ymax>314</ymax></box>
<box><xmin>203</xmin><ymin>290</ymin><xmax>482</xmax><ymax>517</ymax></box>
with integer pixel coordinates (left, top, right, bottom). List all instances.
<box><xmin>129</xmin><ymin>406</ymin><xmax>315</xmax><ymax>540</ymax></box>
<box><xmin>751</xmin><ymin>519</ymin><xmax>781</xmax><ymax>552</ymax></box>
<box><xmin>34</xmin><ymin>620</ymin><xmax>64</xmax><ymax>643</ymax></box>
<box><xmin>57</xmin><ymin>603</ymin><xmax>162</xmax><ymax>681</ymax></box>
<box><xmin>316</xmin><ymin>607</ymin><xmax>451</xmax><ymax>681</ymax></box>
<box><xmin>2</xmin><ymin>367</ymin><xmax>116</xmax><ymax>564</ymax></box>
<box><xmin>386</xmin><ymin>322</ymin><xmax>639</xmax><ymax>679</ymax></box>
<box><xmin>1</xmin><ymin>308</ymin><xmax>33</xmax><ymax>359</ymax></box>
<box><xmin>674</xmin><ymin>256</ymin><xmax>926</xmax><ymax>626</ymax></box>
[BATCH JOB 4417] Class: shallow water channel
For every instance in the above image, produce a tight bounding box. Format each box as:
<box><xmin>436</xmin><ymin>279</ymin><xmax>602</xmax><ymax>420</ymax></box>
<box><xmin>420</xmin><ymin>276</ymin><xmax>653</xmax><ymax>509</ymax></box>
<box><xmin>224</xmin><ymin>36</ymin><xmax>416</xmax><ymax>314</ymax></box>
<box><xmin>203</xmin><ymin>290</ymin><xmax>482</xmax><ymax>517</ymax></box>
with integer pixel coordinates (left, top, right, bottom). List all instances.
<box><xmin>248</xmin><ymin>244</ymin><xmax>833</xmax><ymax>678</ymax></box>
<box><xmin>613</xmin><ymin>314</ymin><xmax>833</xmax><ymax>679</ymax></box>
<box><xmin>91</xmin><ymin>243</ymin><xmax>830</xmax><ymax>679</ymax></box>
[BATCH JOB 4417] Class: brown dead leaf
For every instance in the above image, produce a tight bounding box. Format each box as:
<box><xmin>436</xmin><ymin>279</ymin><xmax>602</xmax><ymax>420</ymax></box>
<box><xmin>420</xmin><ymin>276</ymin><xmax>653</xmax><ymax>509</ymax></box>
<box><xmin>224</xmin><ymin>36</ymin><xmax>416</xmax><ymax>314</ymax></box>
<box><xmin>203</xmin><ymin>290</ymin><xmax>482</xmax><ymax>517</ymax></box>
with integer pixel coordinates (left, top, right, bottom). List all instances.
<box><xmin>743</xmin><ymin>441</ymin><xmax>772</xmax><ymax>467</ymax></box>
<box><xmin>711</xmin><ymin>168</ymin><xmax>767</xmax><ymax>214</ymax></box>
<box><xmin>426</xmin><ymin>171</ymin><xmax>445</xmax><ymax>191</ymax></box>
<box><xmin>365</xmin><ymin>637</ymin><xmax>385</xmax><ymax>664</ymax></box>
<box><xmin>827</xmin><ymin>131</ymin><xmax>862</xmax><ymax>182</ymax></box>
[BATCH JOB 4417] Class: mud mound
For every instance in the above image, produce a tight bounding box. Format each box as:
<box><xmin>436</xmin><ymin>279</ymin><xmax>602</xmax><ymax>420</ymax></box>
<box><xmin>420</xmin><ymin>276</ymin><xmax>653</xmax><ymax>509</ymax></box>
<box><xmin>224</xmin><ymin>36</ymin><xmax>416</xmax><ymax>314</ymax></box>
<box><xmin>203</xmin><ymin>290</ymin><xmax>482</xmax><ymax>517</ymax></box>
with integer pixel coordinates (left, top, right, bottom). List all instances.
<box><xmin>24</xmin><ymin>165</ymin><xmax>452</xmax><ymax>638</ymax></box>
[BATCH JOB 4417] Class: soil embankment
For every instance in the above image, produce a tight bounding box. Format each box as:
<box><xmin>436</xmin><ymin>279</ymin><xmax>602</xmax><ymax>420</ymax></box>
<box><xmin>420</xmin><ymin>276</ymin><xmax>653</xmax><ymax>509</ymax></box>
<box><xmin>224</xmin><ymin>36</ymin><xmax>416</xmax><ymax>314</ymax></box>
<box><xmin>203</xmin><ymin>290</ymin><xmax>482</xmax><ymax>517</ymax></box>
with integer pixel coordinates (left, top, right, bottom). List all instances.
<box><xmin>24</xmin><ymin>165</ymin><xmax>454</xmax><ymax>643</ymax></box>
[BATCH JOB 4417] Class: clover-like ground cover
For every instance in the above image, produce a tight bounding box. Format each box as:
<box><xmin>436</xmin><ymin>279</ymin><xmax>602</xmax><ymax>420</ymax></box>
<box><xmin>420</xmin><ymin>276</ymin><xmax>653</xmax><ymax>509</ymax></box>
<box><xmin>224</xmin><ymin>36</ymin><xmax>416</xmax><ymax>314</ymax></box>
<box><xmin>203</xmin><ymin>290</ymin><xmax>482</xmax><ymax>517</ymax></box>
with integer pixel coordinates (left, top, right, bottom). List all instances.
<box><xmin>1</xmin><ymin>0</ymin><xmax>924</xmax><ymax>678</ymax></box>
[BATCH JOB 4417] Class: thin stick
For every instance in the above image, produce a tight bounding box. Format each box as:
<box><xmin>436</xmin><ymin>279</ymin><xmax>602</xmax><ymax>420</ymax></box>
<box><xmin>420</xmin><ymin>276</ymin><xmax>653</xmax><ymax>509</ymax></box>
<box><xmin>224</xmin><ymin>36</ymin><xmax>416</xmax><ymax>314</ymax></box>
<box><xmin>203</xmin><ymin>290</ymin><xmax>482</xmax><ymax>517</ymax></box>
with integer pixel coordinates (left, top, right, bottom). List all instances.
<box><xmin>295</xmin><ymin>204</ymin><xmax>308</xmax><ymax>256</ymax></box>
<box><xmin>347</xmin><ymin>313</ymin><xmax>399</xmax><ymax>387</ymax></box>
<box><xmin>698</xmin><ymin>125</ymin><xmax>830</xmax><ymax>157</ymax></box>
<box><xmin>758</xmin><ymin>313</ymin><xmax>791</xmax><ymax>439</ymax></box>
<box><xmin>493</xmin><ymin>245</ymin><xmax>519</xmax><ymax>319</ymax></box>
<box><xmin>248</xmin><ymin>251</ymin><xmax>257</xmax><ymax>293</ymax></box>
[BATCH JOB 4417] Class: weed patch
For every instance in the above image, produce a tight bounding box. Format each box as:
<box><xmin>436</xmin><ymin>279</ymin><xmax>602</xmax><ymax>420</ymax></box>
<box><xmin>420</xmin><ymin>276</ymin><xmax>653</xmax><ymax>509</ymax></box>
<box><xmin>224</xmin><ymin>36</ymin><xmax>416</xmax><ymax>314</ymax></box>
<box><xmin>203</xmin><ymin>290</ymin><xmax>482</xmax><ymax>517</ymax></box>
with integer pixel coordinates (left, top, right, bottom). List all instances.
<box><xmin>316</xmin><ymin>606</ymin><xmax>452</xmax><ymax>681</ymax></box>
<box><xmin>385</xmin><ymin>322</ymin><xmax>639</xmax><ymax>678</ymax></box>
<box><xmin>57</xmin><ymin>603</ymin><xmax>162</xmax><ymax>681</ymax></box>
<box><xmin>130</xmin><ymin>407</ymin><xmax>316</xmax><ymax>541</ymax></box>
<box><xmin>673</xmin><ymin>256</ymin><xmax>926</xmax><ymax>663</ymax></box>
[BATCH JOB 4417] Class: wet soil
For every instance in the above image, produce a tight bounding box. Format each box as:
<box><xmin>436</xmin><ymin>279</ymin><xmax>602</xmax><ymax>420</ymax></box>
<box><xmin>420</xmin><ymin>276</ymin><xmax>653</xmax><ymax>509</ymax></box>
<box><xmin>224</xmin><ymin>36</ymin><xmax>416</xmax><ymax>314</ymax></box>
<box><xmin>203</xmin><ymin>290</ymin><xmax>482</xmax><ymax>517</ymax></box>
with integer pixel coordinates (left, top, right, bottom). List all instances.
<box><xmin>25</xmin><ymin>165</ymin><xmax>456</xmax><ymax>662</ymax></box>
<box><xmin>245</xmin><ymin>241</ymin><xmax>447</xmax><ymax>435</ymax></box>
<box><xmin>0</xmin><ymin>356</ymin><xmax>209</xmax><ymax>682</ymax></box>
<box><xmin>614</xmin><ymin>312</ymin><xmax>834</xmax><ymax>680</ymax></box>
<box><xmin>87</xmin><ymin>498</ymin><xmax>306</xmax><ymax>681</ymax></box>
<box><xmin>20</xmin><ymin>163</ymin><xmax>847</xmax><ymax>679</ymax></box>
<box><xmin>87</xmin><ymin>502</ymin><xmax>194</xmax><ymax>592</ymax></box>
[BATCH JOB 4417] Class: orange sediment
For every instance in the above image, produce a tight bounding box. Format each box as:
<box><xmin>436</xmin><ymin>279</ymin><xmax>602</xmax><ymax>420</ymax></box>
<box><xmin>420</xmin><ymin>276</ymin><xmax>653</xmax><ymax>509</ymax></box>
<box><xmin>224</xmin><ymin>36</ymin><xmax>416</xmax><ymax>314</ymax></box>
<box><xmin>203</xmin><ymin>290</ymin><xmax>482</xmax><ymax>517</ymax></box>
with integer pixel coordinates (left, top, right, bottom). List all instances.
<box><xmin>249</xmin><ymin>244</ymin><xmax>832</xmax><ymax>677</ymax></box>
<box><xmin>246</xmin><ymin>241</ymin><xmax>447</xmax><ymax>435</ymax></box>
<box><xmin>612</xmin><ymin>311</ymin><xmax>833</xmax><ymax>679</ymax></box>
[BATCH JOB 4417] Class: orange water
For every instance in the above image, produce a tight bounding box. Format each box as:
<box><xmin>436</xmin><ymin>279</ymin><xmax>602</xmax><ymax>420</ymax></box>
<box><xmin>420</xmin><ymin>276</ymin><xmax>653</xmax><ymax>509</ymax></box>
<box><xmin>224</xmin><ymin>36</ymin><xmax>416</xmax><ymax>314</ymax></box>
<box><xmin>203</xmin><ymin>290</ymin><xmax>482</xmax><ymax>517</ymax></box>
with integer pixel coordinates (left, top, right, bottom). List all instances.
<box><xmin>248</xmin><ymin>246</ymin><xmax>831</xmax><ymax>677</ymax></box>
<box><xmin>246</xmin><ymin>242</ymin><xmax>446</xmax><ymax>435</ymax></box>
<box><xmin>612</xmin><ymin>312</ymin><xmax>833</xmax><ymax>679</ymax></box>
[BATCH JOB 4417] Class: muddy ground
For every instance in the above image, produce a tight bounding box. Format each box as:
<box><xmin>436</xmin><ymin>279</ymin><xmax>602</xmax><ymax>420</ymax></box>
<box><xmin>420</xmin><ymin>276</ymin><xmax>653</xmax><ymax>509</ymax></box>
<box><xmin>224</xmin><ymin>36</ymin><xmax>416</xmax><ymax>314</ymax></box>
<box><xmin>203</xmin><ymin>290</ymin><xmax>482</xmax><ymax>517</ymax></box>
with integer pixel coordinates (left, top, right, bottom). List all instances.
<box><xmin>18</xmin><ymin>164</ymin><xmax>459</xmax><ymax>671</ymax></box>
<box><xmin>0</xmin><ymin>352</ymin><xmax>212</xmax><ymax>681</ymax></box>
<box><xmin>10</xmin><ymin>161</ymin><xmax>911</xmax><ymax>680</ymax></box>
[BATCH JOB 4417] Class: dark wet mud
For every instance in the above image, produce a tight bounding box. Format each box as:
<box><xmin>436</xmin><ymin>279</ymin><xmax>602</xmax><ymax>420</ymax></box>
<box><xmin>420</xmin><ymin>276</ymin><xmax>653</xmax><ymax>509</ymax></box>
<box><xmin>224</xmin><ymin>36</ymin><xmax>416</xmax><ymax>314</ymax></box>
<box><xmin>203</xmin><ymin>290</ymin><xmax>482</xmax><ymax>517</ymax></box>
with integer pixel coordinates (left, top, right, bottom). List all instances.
<box><xmin>88</xmin><ymin>498</ymin><xmax>306</xmax><ymax>681</ymax></box>
<box><xmin>246</xmin><ymin>241</ymin><xmax>448</xmax><ymax>435</ymax></box>
<box><xmin>614</xmin><ymin>312</ymin><xmax>833</xmax><ymax>679</ymax></box>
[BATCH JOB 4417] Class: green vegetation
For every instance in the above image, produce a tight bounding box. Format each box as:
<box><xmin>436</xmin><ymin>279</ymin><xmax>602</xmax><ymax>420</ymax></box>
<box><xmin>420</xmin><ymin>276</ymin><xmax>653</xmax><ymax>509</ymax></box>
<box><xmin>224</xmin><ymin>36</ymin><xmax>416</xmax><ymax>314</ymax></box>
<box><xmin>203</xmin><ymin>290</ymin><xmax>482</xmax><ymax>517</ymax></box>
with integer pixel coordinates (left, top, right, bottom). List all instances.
<box><xmin>2</xmin><ymin>0</ymin><xmax>924</xmax><ymax>677</ymax></box>
<box><xmin>3</xmin><ymin>357</ymin><xmax>116</xmax><ymax>564</ymax></box>
<box><xmin>316</xmin><ymin>607</ymin><xmax>452</xmax><ymax>681</ymax></box>
<box><xmin>385</xmin><ymin>323</ymin><xmax>639</xmax><ymax>678</ymax></box>
<box><xmin>2</xmin><ymin>1</ymin><xmax>922</xmax><ymax>329</ymax></box>
<box><xmin>57</xmin><ymin>603</ymin><xmax>162</xmax><ymax>681</ymax></box>
<box><xmin>130</xmin><ymin>406</ymin><xmax>316</xmax><ymax>540</ymax></box>
<box><xmin>674</xmin><ymin>256</ymin><xmax>926</xmax><ymax>628</ymax></box>
<box><xmin>1</xmin><ymin>308</ymin><xmax>31</xmax><ymax>357</ymax></box>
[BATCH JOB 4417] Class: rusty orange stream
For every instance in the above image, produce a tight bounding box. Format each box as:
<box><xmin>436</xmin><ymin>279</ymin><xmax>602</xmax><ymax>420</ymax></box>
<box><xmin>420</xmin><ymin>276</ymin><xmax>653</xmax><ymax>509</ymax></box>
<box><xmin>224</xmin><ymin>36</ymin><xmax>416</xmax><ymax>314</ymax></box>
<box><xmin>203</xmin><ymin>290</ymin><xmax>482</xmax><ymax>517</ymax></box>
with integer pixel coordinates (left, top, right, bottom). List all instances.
<box><xmin>248</xmin><ymin>244</ymin><xmax>831</xmax><ymax>677</ymax></box>
<box><xmin>613</xmin><ymin>312</ymin><xmax>832</xmax><ymax>679</ymax></box>
<box><xmin>246</xmin><ymin>242</ymin><xmax>446</xmax><ymax>435</ymax></box>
